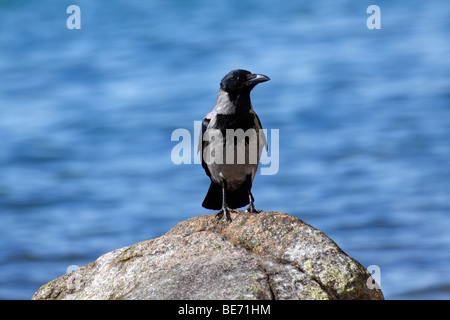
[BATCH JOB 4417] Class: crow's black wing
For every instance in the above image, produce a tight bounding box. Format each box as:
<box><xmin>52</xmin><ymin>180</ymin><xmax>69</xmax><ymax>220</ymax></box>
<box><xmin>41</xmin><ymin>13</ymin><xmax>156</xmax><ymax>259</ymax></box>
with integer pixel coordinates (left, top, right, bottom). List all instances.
<box><xmin>199</xmin><ymin>117</ymin><xmax>211</xmax><ymax>178</ymax></box>
<box><xmin>254</xmin><ymin>112</ymin><xmax>267</xmax><ymax>152</ymax></box>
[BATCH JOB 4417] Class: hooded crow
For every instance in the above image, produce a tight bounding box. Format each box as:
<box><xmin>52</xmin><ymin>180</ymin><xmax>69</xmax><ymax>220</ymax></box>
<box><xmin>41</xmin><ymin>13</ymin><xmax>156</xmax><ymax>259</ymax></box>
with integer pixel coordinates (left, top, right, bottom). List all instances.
<box><xmin>199</xmin><ymin>69</ymin><xmax>270</xmax><ymax>222</ymax></box>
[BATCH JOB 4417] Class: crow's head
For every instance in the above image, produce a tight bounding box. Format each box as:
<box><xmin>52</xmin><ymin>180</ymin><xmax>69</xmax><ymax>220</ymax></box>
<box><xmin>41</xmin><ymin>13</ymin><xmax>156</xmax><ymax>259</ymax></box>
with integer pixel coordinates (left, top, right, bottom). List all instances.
<box><xmin>220</xmin><ymin>69</ymin><xmax>270</xmax><ymax>94</ymax></box>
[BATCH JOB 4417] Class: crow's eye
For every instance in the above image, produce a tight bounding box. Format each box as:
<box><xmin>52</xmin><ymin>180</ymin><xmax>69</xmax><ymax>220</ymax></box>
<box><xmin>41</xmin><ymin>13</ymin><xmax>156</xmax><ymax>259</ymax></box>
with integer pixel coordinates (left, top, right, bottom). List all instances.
<box><xmin>236</xmin><ymin>76</ymin><xmax>241</xmax><ymax>82</ymax></box>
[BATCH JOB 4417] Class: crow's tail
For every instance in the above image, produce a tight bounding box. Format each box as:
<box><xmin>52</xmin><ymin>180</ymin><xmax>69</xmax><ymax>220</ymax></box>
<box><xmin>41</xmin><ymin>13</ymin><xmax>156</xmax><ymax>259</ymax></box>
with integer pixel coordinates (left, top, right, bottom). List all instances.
<box><xmin>202</xmin><ymin>182</ymin><xmax>249</xmax><ymax>210</ymax></box>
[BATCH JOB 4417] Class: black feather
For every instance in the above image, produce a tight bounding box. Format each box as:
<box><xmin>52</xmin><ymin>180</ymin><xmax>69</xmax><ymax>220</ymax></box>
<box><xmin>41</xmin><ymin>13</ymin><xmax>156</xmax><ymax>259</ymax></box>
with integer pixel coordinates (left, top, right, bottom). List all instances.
<box><xmin>202</xmin><ymin>181</ymin><xmax>249</xmax><ymax>210</ymax></box>
<box><xmin>200</xmin><ymin>117</ymin><xmax>211</xmax><ymax>178</ymax></box>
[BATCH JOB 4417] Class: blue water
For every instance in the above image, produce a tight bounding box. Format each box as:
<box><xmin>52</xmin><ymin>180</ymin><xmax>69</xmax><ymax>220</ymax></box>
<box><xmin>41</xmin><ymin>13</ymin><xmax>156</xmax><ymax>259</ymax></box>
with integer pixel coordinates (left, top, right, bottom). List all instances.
<box><xmin>1</xmin><ymin>0</ymin><xmax>449</xmax><ymax>300</ymax></box>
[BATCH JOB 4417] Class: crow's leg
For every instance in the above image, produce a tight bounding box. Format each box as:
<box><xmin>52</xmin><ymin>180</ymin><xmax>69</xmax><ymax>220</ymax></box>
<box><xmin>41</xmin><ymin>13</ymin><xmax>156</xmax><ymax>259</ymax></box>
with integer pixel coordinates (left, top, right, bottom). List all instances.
<box><xmin>216</xmin><ymin>180</ymin><xmax>234</xmax><ymax>223</ymax></box>
<box><xmin>245</xmin><ymin>175</ymin><xmax>261</xmax><ymax>213</ymax></box>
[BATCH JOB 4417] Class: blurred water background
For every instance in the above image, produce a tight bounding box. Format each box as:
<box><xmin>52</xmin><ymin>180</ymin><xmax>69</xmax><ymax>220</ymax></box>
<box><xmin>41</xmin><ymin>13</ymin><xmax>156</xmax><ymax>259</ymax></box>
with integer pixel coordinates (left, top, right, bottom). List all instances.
<box><xmin>0</xmin><ymin>0</ymin><xmax>449</xmax><ymax>300</ymax></box>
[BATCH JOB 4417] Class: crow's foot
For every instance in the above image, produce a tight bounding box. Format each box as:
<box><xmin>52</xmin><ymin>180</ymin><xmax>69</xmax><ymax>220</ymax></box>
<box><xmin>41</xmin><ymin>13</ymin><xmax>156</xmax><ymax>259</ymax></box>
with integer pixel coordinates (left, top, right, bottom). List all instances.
<box><xmin>246</xmin><ymin>203</ymin><xmax>261</xmax><ymax>214</ymax></box>
<box><xmin>216</xmin><ymin>206</ymin><xmax>234</xmax><ymax>223</ymax></box>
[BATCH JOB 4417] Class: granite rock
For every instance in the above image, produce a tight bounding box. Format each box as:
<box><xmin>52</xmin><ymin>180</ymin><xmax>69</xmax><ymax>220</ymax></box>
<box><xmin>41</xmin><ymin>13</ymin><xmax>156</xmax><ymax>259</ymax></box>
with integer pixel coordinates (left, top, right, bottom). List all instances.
<box><xmin>32</xmin><ymin>211</ymin><xmax>384</xmax><ymax>300</ymax></box>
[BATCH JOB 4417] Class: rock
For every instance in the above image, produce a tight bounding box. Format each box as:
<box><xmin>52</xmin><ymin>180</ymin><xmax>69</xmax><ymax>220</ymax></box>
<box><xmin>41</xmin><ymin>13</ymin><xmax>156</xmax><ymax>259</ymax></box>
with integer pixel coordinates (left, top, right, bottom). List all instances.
<box><xmin>32</xmin><ymin>211</ymin><xmax>384</xmax><ymax>300</ymax></box>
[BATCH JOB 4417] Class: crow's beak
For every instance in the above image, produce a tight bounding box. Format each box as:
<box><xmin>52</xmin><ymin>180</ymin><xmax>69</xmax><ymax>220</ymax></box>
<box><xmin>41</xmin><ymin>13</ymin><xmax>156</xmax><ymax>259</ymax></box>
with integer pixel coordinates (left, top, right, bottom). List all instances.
<box><xmin>246</xmin><ymin>73</ymin><xmax>270</xmax><ymax>86</ymax></box>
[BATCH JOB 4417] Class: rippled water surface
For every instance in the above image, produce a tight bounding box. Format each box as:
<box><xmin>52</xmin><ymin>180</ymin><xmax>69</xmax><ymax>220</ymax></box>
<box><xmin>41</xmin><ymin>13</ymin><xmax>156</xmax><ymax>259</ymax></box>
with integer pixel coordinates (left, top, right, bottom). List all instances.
<box><xmin>0</xmin><ymin>0</ymin><xmax>449</xmax><ymax>299</ymax></box>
